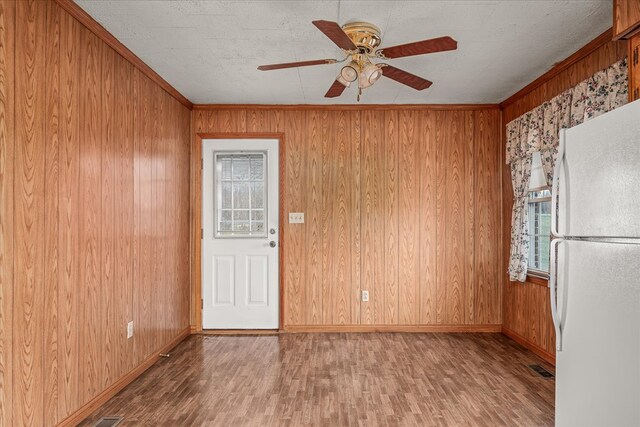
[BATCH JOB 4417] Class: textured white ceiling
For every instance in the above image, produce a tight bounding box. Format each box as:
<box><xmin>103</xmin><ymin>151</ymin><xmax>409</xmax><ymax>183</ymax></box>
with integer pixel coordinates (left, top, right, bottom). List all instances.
<box><xmin>75</xmin><ymin>0</ymin><xmax>612</xmax><ymax>104</ymax></box>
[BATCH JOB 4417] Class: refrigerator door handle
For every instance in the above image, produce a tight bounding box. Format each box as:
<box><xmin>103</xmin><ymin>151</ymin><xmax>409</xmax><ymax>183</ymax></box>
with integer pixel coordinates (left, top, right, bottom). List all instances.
<box><xmin>551</xmin><ymin>129</ymin><xmax>566</xmax><ymax>239</ymax></box>
<box><xmin>549</xmin><ymin>238</ymin><xmax>563</xmax><ymax>351</ymax></box>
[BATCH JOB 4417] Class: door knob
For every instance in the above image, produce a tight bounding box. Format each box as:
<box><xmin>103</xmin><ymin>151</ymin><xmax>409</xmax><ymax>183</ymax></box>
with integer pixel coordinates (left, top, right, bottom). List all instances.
<box><xmin>269</xmin><ymin>241</ymin><xmax>277</xmax><ymax>248</ymax></box>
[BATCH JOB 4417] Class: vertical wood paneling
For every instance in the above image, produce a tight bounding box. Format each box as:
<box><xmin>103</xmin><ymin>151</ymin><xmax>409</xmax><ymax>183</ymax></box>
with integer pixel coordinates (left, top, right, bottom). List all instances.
<box><xmin>383</xmin><ymin>110</ymin><xmax>399</xmax><ymax>324</ymax></box>
<box><xmin>5</xmin><ymin>2</ymin><xmax>192</xmax><ymax>425</ymax></box>
<box><xmin>58</xmin><ymin>9</ymin><xmax>79</xmax><ymax>418</ymax></box>
<box><xmin>101</xmin><ymin>43</ymin><xmax>115</xmax><ymax>389</ymax></box>
<box><xmin>14</xmin><ymin>1</ymin><xmax>46</xmax><ymax>425</ymax></box>
<box><xmin>332</xmin><ymin>111</ymin><xmax>353</xmax><ymax>325</ymax></box>
<box><xmin>398</xmin><ymin>110</ymin><xmax>420</xmax><ymax>324</ymax></box>
<box><xmin>284</xmin><ymin>110</ymin><xmax>305</xmax><ymax>326</ymax></box>
<box><xmin>435</xmin><ymin>111</ymin><xmax>447</xmax><ymax>324</ymax></box>
<box><xmin>474</xmin><ymin>110</ymin><xmax>499</xmax><ymax>325</ymax></box>
<box><xmin>350</xmin><ymin>111</ymin><xmax>361</xmax><ymax>325</ymax></box>
<box><xmin>305</xmin><ymin>110</ymin><xmax>323</xmax><ymax>325</ymax></box>
<box><xmin>44</xmin><ymin>2</ymin><xmax>60</xmax><ymax>424</ymax></box>
<box><xmin>444</xmin><ymin>111</ymin><xmax>465</xmax><ymax>324</ymax></box>
<box><xmin>463</xmin><ymin>112</ymin><xmax>475</xmax><ymax>324</ymax></box>
<box><xmin>361</xmin><ymin>111</ymin><xmax>385</xmax><ymax>325</ymax></box>
<box><xmin>320</xmin><ymin>111</ymin><xmax>334</xmax><ymax>325</ymax></box>
<box><xmin>0</xmin><ymin>1</ymin><xmax>14</xmax><ymax>425</ymax></box>
<box><xmin>114</xmin><ymin>54</ymin><xmax>134</xmax><ymax>376</ymax></box>
<box><xmin>419</xmin><ymin>111</ymin><xmax>437</xmax><ymax>324</ymax></box>
<box><xmin>79</xmin><ymin>28</ymin><xmax>102</xmax><ymax>403</ymax></box>
<box><xmin>192</xmin><ymin>106</ymin><xmax>503</xmax><ymax>332</ymax></box>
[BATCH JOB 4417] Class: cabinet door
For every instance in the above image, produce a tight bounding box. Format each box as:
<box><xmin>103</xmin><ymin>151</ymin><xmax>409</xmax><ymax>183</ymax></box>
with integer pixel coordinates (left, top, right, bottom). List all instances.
<box><xmin>613</xmin><ymin>0</ymin><xmax>640</xmax><ymax>39</ymax></box>
<box><xmin>630</xmin><ymin>34</ymin><xmax>640</xmax><ymax>102</ymax></box>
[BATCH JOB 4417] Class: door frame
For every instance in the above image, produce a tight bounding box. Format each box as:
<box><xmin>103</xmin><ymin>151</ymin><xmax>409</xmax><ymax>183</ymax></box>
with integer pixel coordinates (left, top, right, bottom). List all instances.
<box><xmin>191</xmin><ymin>133</ymin><xmax>286</xmax><ymax>332</ymax></box>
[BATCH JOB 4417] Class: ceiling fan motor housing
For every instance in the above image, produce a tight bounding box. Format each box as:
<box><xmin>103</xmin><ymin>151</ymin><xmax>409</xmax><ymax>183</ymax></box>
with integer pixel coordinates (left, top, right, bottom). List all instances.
<box><xmin>341</xmin><ymin>22</ymin><xmax>382</xmax><ymax>53</ymax></box>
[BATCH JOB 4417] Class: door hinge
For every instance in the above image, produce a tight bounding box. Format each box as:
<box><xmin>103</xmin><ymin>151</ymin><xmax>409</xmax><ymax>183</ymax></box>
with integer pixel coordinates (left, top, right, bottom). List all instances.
<box><xmin>201</xmin><ymin>299</ymin><xmax>203</xmax><ymax>309</ymax></box>
<box><xmin>201</xmin><ymin>158</ymin><xmax>203</xmax><ymax>170</ymax></box>
<box><xmin>201</xmin><ymin>228</ymin><xmax>203</xmax><ymax>239</ymax></box>
<box><xmin>634</xmin><ymin>47</ymin><xmax>639</xmax><ymax>66</ymax></box>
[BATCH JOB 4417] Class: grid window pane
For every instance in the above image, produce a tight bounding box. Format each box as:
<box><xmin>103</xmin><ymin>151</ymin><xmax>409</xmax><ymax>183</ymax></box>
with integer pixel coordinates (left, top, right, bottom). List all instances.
<box><xmin>527</xmin><ymin>188</ymin><xmax>551</xmax><ymax>274</ymax></box>
<box><xmin>233</xmin><ymin>183</ymin><xmax>250</xmax><ymax>209</ymax></box>
<box><xmin>215</xmin><ymin>152</ymin><xmax>267</xmax><ymax>237</ymax></box>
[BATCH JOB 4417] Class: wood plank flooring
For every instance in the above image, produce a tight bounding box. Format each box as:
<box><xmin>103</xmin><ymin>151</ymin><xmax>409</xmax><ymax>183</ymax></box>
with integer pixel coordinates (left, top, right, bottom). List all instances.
<box><xmin>79</xmin><ymin>333</ymin><xmax>554</xmax><ymax>426</ymax></box>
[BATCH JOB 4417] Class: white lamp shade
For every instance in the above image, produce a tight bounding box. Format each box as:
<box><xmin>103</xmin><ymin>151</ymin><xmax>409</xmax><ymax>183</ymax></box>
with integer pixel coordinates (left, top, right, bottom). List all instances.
<box><xmin>529</xmin><ymin>151</ymin><xmax>547</xmax><ymax>189</ymax></box>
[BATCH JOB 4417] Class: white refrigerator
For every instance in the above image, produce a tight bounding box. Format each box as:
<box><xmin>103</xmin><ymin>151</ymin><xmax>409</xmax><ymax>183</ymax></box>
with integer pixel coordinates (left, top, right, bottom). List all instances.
<box><xmin>551</xmin><ymin>99</ymin><xmax>640</xmax><ymax>426</ymax></box>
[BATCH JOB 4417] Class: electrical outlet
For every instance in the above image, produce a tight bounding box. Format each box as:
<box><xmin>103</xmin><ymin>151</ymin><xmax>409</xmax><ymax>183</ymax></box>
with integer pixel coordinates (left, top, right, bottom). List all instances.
<box><xmin>361</xmin><ymin>290</ymin><xmax>369</xmax><ymax>302</ymax></box>
<box><xmin>127</xmin><ymin>321</ymin><xmax>134</xmax><ymax>339</ymax></box>
<box><xmin>289</xmin><ymin>212</ymin><xmax>304</xmax><ymax>223</ymax></box>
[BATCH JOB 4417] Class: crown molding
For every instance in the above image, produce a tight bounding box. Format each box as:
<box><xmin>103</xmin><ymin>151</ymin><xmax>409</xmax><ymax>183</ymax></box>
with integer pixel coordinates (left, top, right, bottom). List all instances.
<box><xmin>500</xmin><ymin>28</ymin><xmax>615</xmax><ymax>109</ymax></box>
<box><xmin>54</xmin><ymin>0</ymin><xmax>193</xmax><ymax>109</ymax></box>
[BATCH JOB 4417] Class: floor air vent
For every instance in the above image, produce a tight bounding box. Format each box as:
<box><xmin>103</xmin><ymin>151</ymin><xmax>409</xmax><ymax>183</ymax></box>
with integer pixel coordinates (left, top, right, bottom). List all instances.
<box><xmin>93</xmin><ymin>416</ymin><xmax>123</xmax><ymax>427</ymax></box>
<box><xmin>529</xmin><ymin>364</ymin><xmax>554</xmax><ymax>378</ymax></box>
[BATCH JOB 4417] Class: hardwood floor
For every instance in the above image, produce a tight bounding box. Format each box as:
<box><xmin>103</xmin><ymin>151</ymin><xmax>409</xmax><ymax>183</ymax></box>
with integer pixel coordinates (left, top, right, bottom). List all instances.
<box><xmin>79</xmin><ymin>334</ymin><xmax>554</xmax><ymax>426</ymax></box>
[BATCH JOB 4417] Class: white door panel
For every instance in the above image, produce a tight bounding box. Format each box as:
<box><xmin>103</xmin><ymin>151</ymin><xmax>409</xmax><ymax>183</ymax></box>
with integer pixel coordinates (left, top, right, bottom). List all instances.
<box><xmin>558</xmin><ymin>100</ymin><xmax>640</xmax><ymax>238</ymax></box>
<box><xmin>202</xmin><ymin>139</ymin><xmax>279</xmax><ymax>329</ymax></box>
<box><xmin>555</xmin><ymin>239</ymin><xmax>640</xmax><ymax>427</ymax></box>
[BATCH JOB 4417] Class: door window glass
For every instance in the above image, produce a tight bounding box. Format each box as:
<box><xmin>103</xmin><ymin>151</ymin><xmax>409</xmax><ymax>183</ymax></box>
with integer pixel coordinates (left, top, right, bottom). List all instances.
<box><xmin>215</xmin><ymin>152</ymin><xmax>267</xmax><ymax>237</ymax></box>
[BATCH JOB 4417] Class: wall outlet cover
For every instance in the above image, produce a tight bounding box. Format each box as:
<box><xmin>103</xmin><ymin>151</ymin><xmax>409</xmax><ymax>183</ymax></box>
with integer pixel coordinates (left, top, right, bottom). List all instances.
<box><xmin>127</xmin><ymin>321</ymin><xmax>134</xmax><ymax>339</ymax></box>
<box><xmin>361</xmin><ymin>290</ymin><xmax>369</xmax><ymax>302</ymax></box>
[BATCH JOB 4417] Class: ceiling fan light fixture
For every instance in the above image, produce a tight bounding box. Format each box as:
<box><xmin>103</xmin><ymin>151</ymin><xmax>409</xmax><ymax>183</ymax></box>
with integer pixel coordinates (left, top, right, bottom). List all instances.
<box><xmin>338</xmin><ymin>62</ymin><xmax>358</xmax><ymax>85</ymax></box>
<box><xmin>358</xmin><ymin>62</ymin><xmax>382</xmax><ymax>89</ymax></box>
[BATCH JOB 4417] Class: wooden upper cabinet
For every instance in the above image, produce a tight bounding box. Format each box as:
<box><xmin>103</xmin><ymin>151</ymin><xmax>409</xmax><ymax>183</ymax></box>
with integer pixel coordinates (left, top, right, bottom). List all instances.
<box><xmin>613</xmin><ymin>0</ymin><xmax>640</xmax><ymax>39</ymax></box>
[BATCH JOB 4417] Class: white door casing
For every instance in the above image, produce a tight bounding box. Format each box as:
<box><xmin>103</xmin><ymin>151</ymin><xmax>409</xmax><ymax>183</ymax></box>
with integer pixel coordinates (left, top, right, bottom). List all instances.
<box><xmin>202</xmin><ymin>139</ymin><xmax>279</xmax><ymax>329</ymax></box>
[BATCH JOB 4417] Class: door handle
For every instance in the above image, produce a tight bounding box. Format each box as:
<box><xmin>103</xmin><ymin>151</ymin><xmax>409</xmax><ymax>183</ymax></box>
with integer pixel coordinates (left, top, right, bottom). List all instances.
<box><xmin>269</xmin><ymin>241</ymin><xmax>277</xmax><ymax>248</ymax></box>
<box><xmin>551</xmin><ymin>130</ymin><xmax>566</xmax><ymax>238</ymax></box>
<box><xmin>549</xmin><ymin>238</ymin><xmax>563</xmax><ymax>351</ymax></box>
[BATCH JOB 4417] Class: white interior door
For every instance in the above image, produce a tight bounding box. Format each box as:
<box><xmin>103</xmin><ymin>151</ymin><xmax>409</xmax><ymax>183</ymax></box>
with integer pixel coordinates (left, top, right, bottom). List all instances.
<box><xmin>202</xmin><ymin>139</ymin><xmax>279</xmax><ymax>329</ymax></box>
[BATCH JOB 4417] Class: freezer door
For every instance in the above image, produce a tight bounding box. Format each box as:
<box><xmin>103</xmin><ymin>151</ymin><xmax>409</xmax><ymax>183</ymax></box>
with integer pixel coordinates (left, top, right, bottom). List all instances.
<box><xmin>557</xmin><ymin>100</ymin><xmax>640</xmax><ymax>238</ymax></box>
<box><xmin>555</xmin><ymin>239</ymin><xmax>640</xmax><ymax>427</ymax></box>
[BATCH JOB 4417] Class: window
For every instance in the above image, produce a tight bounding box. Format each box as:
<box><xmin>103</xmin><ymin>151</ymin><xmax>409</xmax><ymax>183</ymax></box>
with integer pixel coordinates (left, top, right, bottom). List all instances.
<box><xmin>215</xmin><ymin>152</ymin><xmax>267</xmax><ymax>237</ymax></box>
<box><xmin>527</xmin><ymin>188</ymin><xmax>551</xmax><ymax>276</ymax></box>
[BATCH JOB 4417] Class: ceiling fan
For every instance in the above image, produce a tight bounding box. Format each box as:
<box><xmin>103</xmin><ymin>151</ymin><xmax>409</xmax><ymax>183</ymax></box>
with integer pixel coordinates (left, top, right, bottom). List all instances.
<box><xmin>258</xmin><ymin>20</ymin><xmax>457</xmax><ymax>101</ymax></box>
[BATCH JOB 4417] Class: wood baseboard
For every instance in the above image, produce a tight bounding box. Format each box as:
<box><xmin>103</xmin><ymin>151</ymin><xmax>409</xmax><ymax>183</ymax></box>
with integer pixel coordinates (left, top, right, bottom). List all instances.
<box><xmin>283</xmin><ymin>324</ymin><xmax>503</xmax><ymax>333</ymax></box>
<box><xmin>502</xmin><ymin>326</ymin><xmax>556</xmax><ymax>366</ymax></box>
<box><xmin>198</xmin><ymin>329</ymin><xmax>280</xmax><ymax>335</ymax></box>
<box><xmin>56</xmin><ymin>326</ymin><xmax>192</xmax><ymax>427</ymax></box>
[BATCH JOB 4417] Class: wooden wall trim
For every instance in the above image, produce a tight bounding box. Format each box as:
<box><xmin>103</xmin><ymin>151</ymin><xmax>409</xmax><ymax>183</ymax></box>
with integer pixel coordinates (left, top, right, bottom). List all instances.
<box><xmin>56</xmin><ymin>327</ymin><xmax>191</xmax><ymax>427</ymax></box>
<box><xmin>500</xmin><ymin>28</ymin><xmax>614</xmax><ymax>109</ymax></box>
<box><xmin>285</xmin><ymin>325</ymin><xmax>502</xmax><ymax>333</ymax></box>
<box><xmin>53</xmin><ymin>0</ymin><xmax>193</xmax><ymax>109</ymax></box>
<box><xmin>192</xmin><ymin>104</ymin><xmax>501</xmax><ymax>111</ymax></box>
<box><xmin>502</xmin><ymin>327</ymin><xmax>555</xmax><ymax>366</ymax></box>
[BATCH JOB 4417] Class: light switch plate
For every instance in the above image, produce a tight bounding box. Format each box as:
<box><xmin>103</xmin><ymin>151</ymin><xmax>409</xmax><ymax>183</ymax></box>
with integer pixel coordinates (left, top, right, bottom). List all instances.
<box><xmin>127</xmin><ymin>321</ymin><xmax>134</xmax><ymax>339</ymax></box>
<box><xmin>289</xmin><ymin>212</ymin><xmax>304</xmax><ymax>223</ymax></box>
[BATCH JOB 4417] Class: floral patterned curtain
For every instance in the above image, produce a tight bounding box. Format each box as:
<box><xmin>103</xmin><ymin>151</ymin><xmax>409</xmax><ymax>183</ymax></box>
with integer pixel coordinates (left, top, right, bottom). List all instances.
<box><xmin>505</xmin><ymin>58</ymin><xmax>628</xmax><ymax>282</ymax></box>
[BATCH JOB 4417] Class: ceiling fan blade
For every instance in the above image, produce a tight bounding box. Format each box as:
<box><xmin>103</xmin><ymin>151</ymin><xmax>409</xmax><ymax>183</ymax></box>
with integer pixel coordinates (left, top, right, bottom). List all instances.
<box><xmin>377</xmin><ymin>36</ymin><xmax>457</xmax><ymax>59</ymax></box>
<box><xmin>325</xmin><ymin>80</ymin><xmax>348</xmax><ymax>98</ymax></box>
<box><xmin>312</xmin><ymin>20</ymin><xmax>357</xmax><ymax>51</ymax></box>
<box><xmin>382</xmin><ymin>65</ymin><xmax>432</xmax><ymax>91</ymax></box>
<box><xmin>258</xmin><ymin>58</ymin><xmax>337</xmax><ymax>71</ymax></box>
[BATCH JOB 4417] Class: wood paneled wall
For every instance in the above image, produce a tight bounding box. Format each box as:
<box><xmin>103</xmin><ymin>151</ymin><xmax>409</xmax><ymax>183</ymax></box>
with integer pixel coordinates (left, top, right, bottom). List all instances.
<box><xmin>501</xmin><ymin>35</ymin><xmax>627</xmax><ymax>363</ymax></box>
<box><xmin>0</xmin><ymin>1</ymin><xmax>191</xmax><ymax>426</ymax></box>
<box><xmin>191</xmin><ymin>106</ymin><xmax>503</xmax><ymax>330</ymax></box>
